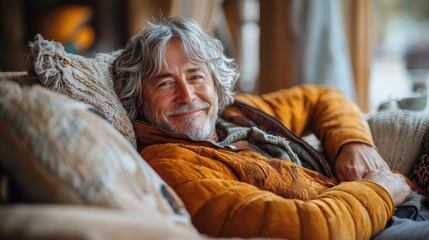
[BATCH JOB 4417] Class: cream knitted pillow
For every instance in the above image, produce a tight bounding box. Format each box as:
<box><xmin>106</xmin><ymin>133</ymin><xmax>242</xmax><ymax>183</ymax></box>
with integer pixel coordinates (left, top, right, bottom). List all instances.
<box><xmin>26</xmin><ymin>35</ymin><xmax>136</xmax><ymax>148</ymax></box>
<box><xmin>0</xmin><ymin>79</ymin><xmax>193</xmax><ymax>230</ymax></box>
<box><xmin>367</xmin><ymin>110</ymin><xmax>429</xmax><ymax>175</ymax></box>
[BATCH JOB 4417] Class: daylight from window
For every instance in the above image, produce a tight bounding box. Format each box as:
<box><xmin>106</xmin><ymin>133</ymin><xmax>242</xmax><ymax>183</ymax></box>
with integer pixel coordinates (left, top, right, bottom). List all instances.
<box><xmin>370</xmin><ymin>0</ymin><xmax>429</xmax><ymax>112</ymax></box>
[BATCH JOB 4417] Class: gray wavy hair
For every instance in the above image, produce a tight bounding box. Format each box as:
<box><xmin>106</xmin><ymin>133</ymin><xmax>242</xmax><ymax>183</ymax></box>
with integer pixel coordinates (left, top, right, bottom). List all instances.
<box><xmin>113</xmin><ymin>16</ymin><xmax>239</xmax><ymax>121</ymax></box>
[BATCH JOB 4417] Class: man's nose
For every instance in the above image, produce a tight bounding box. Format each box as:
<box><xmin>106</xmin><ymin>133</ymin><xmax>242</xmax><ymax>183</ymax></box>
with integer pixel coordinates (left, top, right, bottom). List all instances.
<box><xmin>175</xmin><ymin>80</ymin><xmax>195</xmax><ymax>104</ymax></box>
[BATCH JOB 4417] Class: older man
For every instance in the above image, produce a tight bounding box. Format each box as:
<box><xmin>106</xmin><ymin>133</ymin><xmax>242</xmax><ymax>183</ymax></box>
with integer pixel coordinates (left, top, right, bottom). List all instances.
<box><xmin>113</xmin><ymin>16</ymin><xmax>426</xmax><ymax>239</ymax></box>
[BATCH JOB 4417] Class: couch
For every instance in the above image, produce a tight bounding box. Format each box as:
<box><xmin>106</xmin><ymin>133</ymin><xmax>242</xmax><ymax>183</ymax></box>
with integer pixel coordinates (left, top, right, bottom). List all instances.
<box><xmin>0</xmin><ymin>35</ymin><xmax>203</xmax><ymax>240</ymax></box>
<box><xmin>1</xmin><ymin>35</ymin><xmax>428</xmax><ymax>240</ymax></box>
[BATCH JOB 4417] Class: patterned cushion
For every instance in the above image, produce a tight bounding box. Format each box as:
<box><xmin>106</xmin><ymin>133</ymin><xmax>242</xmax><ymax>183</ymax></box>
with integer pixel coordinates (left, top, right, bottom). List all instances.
<box><xmin>26</xmin><ymin>35</ymin><xmax>136</xmax><ymax>148</ymax></box>
<box><xmin>409</xmin><ymin>154</ymin><xmax>429</xmax><ymax>195</ymax></box>
<box><xmin>0</xmin><ymin>79</ymin><xmax>193</xmax><ymax>229</ymax></box>
<box><xmin>409</xmin><ymin>132</ymin><xmax>429</xmax><ymax>195</ymax></box>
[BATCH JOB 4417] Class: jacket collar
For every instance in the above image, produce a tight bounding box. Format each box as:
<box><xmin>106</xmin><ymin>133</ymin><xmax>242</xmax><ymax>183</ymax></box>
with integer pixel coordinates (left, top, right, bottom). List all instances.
<box><xmin>133</xmin><ymin>101</ymin><xmax>333</xmax><ymax>177</ymax></box>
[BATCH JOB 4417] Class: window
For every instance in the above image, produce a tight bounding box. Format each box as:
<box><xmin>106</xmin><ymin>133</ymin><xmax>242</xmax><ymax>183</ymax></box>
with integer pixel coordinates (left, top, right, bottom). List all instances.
<box><xmin>370</xmin><ymin>0</ymin><xmax>429</xmax><ymax>111</ymax></box>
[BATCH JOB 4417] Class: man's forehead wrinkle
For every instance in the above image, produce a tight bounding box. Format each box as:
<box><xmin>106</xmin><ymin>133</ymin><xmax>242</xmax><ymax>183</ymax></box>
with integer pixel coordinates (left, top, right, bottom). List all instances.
<box><xmin>162</xmin><ymin>60</ymin><xmax>204</xmax><ymax>72</ymax></box>
<box><xmin>187</xmin><ymin>66</ymin><xmax>204</xmax><ymax>73</ymax></box>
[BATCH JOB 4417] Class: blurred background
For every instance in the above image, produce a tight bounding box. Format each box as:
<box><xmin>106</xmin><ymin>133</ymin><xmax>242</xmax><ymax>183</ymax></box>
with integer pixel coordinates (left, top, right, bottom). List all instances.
<box><xmin>1</xmin><ymin>0</ymin><xmax>429</xmax><ymax>113</ymax></box>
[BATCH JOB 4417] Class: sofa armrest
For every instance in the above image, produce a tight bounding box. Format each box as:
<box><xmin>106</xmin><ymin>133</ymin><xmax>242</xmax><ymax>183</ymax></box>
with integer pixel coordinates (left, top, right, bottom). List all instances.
<box><xmin>0</xmin><ymin>205</ymin><xmax>202</xmax><ymax>240</ymax></box>
<box><xmin>0</xmin><ymin>71</ymin><xmax>39</xmax><ymax>86</ymax></box>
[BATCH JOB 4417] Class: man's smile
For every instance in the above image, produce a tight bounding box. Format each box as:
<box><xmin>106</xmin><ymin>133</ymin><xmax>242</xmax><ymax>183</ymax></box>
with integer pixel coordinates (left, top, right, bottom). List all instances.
<box><xmin>169</xmin><ymin>109</ymin><xmax>204</xmax><ymax>119</ymax></box>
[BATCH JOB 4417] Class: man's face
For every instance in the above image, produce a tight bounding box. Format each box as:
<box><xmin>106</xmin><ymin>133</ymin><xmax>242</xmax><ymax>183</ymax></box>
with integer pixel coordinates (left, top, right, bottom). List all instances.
<box><xmin>141</xmin><ymin>39</ymin><xmax>219</xmax><ymax>141</ymax></box>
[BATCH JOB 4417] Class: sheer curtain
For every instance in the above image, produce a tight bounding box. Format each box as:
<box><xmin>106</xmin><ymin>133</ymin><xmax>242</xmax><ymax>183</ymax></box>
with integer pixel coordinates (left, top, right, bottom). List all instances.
<box><xmin>290</xmin><ymin>0</ymin><xmax>356</xmax><ymax>101</ymax></box>
<box><xmin>259</xmin><ymin>0</ymin><xmax>357</xmax><ymax>102</ymax></box>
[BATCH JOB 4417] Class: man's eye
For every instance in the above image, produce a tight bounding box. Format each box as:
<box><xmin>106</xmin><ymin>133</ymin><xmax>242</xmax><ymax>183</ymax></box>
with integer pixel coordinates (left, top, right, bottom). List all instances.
<box><xmin>157</xmin><ymin>81</ymin><xmax>173</xmax><ymax>88</ymax></box>
<box><xmin>191</xmin><ymin>75</ymin><xmax>203</xmax><ymax>81</ymax></box>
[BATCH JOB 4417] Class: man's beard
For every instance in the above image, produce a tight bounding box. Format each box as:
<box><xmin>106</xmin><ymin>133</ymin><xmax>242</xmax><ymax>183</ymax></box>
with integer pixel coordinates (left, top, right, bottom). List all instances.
<box><xmin>143</xmin><ymin>98</ymin><xmax>218</xmax><ymax>141</ymax></box>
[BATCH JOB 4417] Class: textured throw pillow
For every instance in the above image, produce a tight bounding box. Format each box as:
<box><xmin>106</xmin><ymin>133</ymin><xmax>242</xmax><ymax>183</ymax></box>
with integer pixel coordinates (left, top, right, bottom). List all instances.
<box><xmin>367</xmin><ymin>110</ymin><xmax>429</xmax><ymax>175</ymax></box>
<box><xmin>26</xmin><ymin>34</ymin><xmax>136</xmax><ymax>148</ymax></box>
<box><xmin>0</xmin><ymin>80</ymin><xmax>194</xmax><ymax>231</ymax></box>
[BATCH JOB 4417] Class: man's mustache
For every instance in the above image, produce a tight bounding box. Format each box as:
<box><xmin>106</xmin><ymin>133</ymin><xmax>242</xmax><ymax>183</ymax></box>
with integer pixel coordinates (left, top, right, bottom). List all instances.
<box><xmin>166</xmin><ymin>100</ymin><xmax>210</xmax><ymax>117</ymax></box>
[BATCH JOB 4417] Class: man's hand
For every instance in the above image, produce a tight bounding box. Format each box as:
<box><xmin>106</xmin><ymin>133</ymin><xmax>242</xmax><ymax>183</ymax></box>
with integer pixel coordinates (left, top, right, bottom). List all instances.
<box><xmin>334</xmin><ymin>143</ymin><xmax>390</xmax><ymax>181</ymax></box>
<box><xmin>363</xmin><ymin>170</ymin><xmax>411</xmax><ymax>206</ymax></box>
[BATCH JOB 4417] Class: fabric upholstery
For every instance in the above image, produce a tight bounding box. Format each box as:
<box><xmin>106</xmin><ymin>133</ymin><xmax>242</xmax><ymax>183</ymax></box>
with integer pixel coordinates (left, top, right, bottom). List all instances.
<box><xmin>367</xmin><ymin>110</ymin><xmax>429</xmax><ymax>175</ymax></box>
<box><xmin>0</xmin><ymin>205</ymin><xmax>201</xmax><ymax>240</ymax></box>
<box><xmin>0</xmin><ymin>80</ymin><xmax>194</xmax><ymax>230</ymax></box>
<box><xmin>25</xmin><ymin>35</ymin><xmax>136</xmax><ymax>147</ymax></box>
<box><xmin>0</xmin><ymin>71</ymin><xmax>39</xmax><ymax>86</ymax></box>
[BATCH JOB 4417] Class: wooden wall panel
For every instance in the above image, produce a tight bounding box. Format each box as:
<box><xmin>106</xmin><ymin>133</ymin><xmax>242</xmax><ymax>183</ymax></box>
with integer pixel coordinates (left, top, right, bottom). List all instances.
<box><xmin>258</xmin><ymin>0</ymin><xmax>294</xmax><ymax>94</ymax></box>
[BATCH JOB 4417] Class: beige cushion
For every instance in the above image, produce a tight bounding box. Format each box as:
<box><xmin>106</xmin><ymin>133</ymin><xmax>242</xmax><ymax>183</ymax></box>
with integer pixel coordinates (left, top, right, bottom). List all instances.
<box><xmin>26</xmin><ymin>35</ymin><xmax>136</xmax><ymax>147</ymax></box>
<box><xmin>367</xmin><ymin>110</ymin><xmax>429</xmax><ymax>175</ymax></box>
<box><xmin>0</xmin><ymin>205</ymin><xmax>202</xmax><ymax>240</ymax></box>
<box><xmin>0</xmin><ymin>80</ymin><xmax>194</xmax><ymax>230</ymax></box>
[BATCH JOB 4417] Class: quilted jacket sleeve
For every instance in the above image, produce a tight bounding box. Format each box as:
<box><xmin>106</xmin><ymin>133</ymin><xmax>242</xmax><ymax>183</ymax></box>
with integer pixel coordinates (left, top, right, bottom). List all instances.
<box><xmin>141</xmin><ymin>145</ymin><xmax>394</xmax><ymax>240</ymax></box>
<box><xmin>235</xmin><ymin>85</ymin><xmax>374</xmax><ymax>161</ymax></box>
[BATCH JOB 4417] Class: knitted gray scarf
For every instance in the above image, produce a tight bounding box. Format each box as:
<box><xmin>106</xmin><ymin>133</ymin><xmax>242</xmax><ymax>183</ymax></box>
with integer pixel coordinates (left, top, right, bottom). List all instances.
<box><xmin>217</xmin><ymin>118</ymin><xmax>303</xmax><ymax>166</ymax></box>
